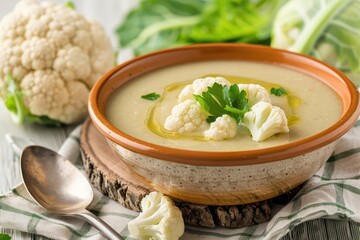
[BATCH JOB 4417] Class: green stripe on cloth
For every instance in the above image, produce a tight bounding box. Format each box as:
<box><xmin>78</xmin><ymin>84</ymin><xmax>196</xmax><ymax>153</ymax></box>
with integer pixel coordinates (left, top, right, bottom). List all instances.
<box><xmin>69</xmin><ymin>222</ymin><xmax>92</xmax><ymax>240</ymax></box>
<box><xmin>313</xmin><ymin>175</ymin><xmax>360</xmax><ymax>181</ymax></box>
<box><xmin>328</xmin><ymin>148</ymin><xmax>360</xmax><ymax>163</ymax></box>
<box><xmin>185</xmin><ymin>227</ymin><xmax>257</xmax><ymax>238</ymax></box>
<box><xmin>335</xmin><ymin>182</ymin><xmax>346</xmax><ymax>212</ymax></box>
<box><xmin>291</xmin><ymin>197</ymin><xmax>302</xmax><ymax>213</ymax></box>
<box><xmin>293</xmin><ymin>182</ymin><xmax>360</xmax><ymax>203</ymax></box>
<box><xmin>97</xmin><ymin>211</ymin><xmax>135</xmax><ymax>220</ymax></box>
<box><xmin>91</xmin><ymin>195</ymin><xmax>109</xmax><ymax>214</ymax></box>
<box><xmin>354</xmin><ymin>119</ymin><xmax>360</xmax><ymax>127</ymax></box>
<box><xmin>322</xmin><ymin>162</ymin><xmax>335</xmax><ymax>182</ymax></box>
<box><xmin>27</xmin><ymin>215</ymin><xmax>41</xmax><ymax>234</ymax></box>
<box><xmin>69</xmin><ymin>195</ymin><xmax>110</xmax><ymax>239</ymax></box>
<box><xmin>0</xmin><ymin>202</ymin><xmax>44</xmax><ymax>219</ymax></box>
<box><xmin>269</xmin><ymin>202</ymin><xmax>355</xmax><ymax>228</ymax></box>
<box><xmin>242</xmin><ymin>225</ymin><xmax>259</xmax><ymax>240</ymax></box>
<box><xmin>321</xmin><ymin>148</ymin><xmax>360</xmax><ymax>179</ymax></box>
<box><xmin>71</xmin><ymin>222</ymin><xmax>93</xmax><ymax>240</ymax></box>
<box><xmin>337</xmin><ymin>182</ymin><xmax>360</xmax><ymax>195</ymax></box>
<box><xmin>0</xmin><ymin>202</ymin><xmax>93</xmax><ymax>238</ymax></box>
<box><xmin>120</xmin><ymin>226</ymin><xmax>131</xmax><ymax>239</ymax></box>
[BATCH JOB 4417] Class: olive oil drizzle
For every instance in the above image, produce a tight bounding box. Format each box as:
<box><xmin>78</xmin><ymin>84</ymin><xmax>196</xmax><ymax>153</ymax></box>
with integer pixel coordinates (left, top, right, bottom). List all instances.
<box><xmin>145</xmin><ymin>74</ymin><xmax>301</xmax><ymax>139</ymax></box>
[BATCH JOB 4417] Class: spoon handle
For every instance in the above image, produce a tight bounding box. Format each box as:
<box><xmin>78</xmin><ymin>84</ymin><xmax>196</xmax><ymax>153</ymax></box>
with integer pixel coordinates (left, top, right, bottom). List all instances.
<box><xmin>74</xmin><ymin>210</ymin><xmax>124</xmax><ymax>240</ymax></box>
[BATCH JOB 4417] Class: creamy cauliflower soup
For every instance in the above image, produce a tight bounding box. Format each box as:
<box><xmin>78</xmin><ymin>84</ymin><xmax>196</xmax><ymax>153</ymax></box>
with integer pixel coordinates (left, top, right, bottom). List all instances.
<box><xmin>105</xmin><ymin>60</ymin><xmax>342</xmax><ymax>151</ymax></box>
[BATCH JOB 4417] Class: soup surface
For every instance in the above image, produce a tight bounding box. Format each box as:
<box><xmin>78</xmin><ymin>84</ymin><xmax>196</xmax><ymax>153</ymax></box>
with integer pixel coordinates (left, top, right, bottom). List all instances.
<box><xmin>106</xmin><ymin>60</ymin><xmax>342</xmax><ymax>151</ymax></box>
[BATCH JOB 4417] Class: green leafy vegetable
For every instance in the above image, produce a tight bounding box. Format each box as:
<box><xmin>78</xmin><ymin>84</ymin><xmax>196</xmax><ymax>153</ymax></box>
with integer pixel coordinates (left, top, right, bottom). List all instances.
<box><xmin>270</xmin><ymin>87</ymin><xmax>287</xmax><ymax>96</ymax></box>
<box><xmin>116</xmin><ymin>0</ymin><xmax>206</xmax><ymax>56</ymax></box>
<box><xmin>117</xmin><ymin>0</ymin><xmax>285</xmax><ymax>55</ymax></box>
<box><xmin>187</xmin><ymin>0</ymin><xmax>284</xmax><ymax>43</ymax></box>
<box><xmin>4</xmin><ymin>75</ymin><xmax>62</xmax><ymax>126</ymax></box>
<box><xmin>65</xmin><ymin>1</ymin><xmax>75</xmax><ymax>9</ymax></box>
<box><xmin>271</xmin><ymin>0</ymin><xmax>360</xmax><ymax>86</ymax></box>
<box><xmin>141</xmin><ymin>92</ymin><xmax>161</xmax><ymax>101</ymax></box>
<box><xmin>194</xmin><ymin>83</ymin><xmax>250</xmax><ymax>123</ymax></box>
<box><xmin>0</xmin><ymin>234</ymin><xmax>11</xmax><ymax>240</ymax></box>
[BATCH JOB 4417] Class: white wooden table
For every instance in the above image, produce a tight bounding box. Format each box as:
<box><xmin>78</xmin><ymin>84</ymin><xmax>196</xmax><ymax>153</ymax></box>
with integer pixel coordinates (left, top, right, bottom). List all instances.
<box><xmin>1</xmin><ymin>0</ymin><xmax>360</xmax><ymax>239</ymax></box>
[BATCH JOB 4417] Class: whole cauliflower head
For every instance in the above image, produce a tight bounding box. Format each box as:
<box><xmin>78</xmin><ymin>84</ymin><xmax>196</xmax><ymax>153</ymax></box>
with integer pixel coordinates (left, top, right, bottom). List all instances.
<box><xmin>242</xmin><ymin>101</ymin><xmax>289</xmax><ymax>142</ymax></box>
<box><xmin>178</xmin><ymin>76</ymin><xmax>230</xmax><ymax>102</ymax></box>
<box><xmin>128</xmin><ymin>192</ymin><xmax>185</xmax><ymax>240</ymax></box>
<box><xmin>0</xmin><ymin>0</ymin><xmax>114</xmax><ymax>124</ymax></box>
<box><xmin>204</xmin><ymin>114</ymin><xmax>237</xmax><ymax>140</ymax></box>
<box><xmin>164</xmin><ymin>99</ymin><xmax>208</xmax><ymax>134</ymax></box>
<box><xmin>237</xmin><ymin>84</ymin><xmax>271</xmax><ymax>107</ymax></box>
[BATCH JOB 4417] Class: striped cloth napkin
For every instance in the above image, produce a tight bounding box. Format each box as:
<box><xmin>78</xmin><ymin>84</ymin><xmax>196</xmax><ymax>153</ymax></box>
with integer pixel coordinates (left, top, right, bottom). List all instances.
<box><xmin>0</xmin><ymin>118</ymin><xmax>359</xmax><ymax>240</ymax></box>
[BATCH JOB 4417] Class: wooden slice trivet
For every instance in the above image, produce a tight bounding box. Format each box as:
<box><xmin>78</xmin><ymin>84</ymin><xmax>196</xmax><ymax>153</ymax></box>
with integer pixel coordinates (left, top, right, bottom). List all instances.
<box><xmin>80</xmin><ymin>118</ymin><xmax>302</xmax><ymax>228</ymax></box>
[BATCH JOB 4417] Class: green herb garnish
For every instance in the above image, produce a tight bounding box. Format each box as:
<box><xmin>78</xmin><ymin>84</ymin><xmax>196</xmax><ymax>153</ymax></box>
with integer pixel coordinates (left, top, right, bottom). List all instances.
<box><xmin>65</xmin><ymin>1</ymin><xmax>76</xmax><ymax>9</ymax></box>
<box><xmin>194</xmin><ymin>83</ymin><xmax>250</xmax><ymax>123</ymax></box>
<box><xmin>0</xmin><ymin>234</ymin><xmax>11</xmax><ymax>240</ymax></box>
<box><xmin>141</xmin><ymin>92</ymin><xmax>161</xmax><ymax>101</ymax></box>
<box><xmin>270</xmin><ymin>87</ymin><xmax>287</xmax><ymax>96</ymax></box>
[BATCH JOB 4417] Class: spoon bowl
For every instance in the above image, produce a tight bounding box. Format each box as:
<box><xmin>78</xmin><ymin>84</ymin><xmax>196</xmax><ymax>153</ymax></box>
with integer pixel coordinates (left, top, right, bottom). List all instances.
<box><xmin>20</xmin><ymin>145</ymin><xmax>123</xmax><ymax>240</ymax></box>
<box><xmin>21</xmin><ymin>145</ymin><xmax>92</xmax><ymax>213</ymax></box>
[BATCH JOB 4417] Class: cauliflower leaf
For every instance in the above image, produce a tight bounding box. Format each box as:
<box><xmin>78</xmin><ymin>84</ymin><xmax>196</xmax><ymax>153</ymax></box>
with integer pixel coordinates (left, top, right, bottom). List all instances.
<box><xmin>271</xmin><ymin>0</ymin><xmax>360</xmax><ymax>86</ymax></box>
<box><xmin>4</xmin><ymin>75</ymin><xmax>61</xmax><ymax>126</ymax></box>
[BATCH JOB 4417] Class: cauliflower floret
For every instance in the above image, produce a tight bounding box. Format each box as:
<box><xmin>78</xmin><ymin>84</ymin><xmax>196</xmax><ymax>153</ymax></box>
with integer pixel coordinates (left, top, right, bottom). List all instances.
<box><xmin>178</xmin><ymin>76</ymin><xmax>230</xmax><ymax>102</ymax></box>
<box><xmin>204</xmin><ymin>114</ymin><xmax>238</xmax><ymax>140</ymax></box>
<box><xmin>0</xmin><ymin>0</ymin><xmax>114</xmax><ymax>124</ymax></box>
<box><xmin>237</xmin><ymin>84</ymin><xmax>271</xmax><ymax>107</ymax></box>
<box><xmin>128</xmin><ymin>192</ymin><xmax>185</xmax><ymax>240</ymax></box>
<box><xmin>164</xmin><ymin>100</ymin><xmax>208</xmax><ymax>133</ymax></box>
<box><xmin>242</xmin><ymin>101</ymin><xmax>289</xmax><ymax>142</ymax></box>
<box><xmin>21</xmin><ymin>37</ymin><xmax>56</xmax><ymax>70</ymax></box>
<box><xmin>53</xmin><ymin>45</ymin><xmax>92</xmax><ymax>84</ymax></box>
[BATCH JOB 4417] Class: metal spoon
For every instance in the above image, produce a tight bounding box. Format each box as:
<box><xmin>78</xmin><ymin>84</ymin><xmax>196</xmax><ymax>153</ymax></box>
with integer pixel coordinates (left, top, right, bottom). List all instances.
<box><xmin>20</xmin><ymin>145</ymin><xmax>124</xmax><ymax>240</ymax></box>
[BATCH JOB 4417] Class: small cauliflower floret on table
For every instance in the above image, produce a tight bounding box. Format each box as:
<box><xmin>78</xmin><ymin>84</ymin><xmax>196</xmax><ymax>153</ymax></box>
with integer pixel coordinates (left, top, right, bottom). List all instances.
<box><xmin>0</xmin><ymin>0</ymin><xmax>114</xmax><ymax>125</ymax></box>
<box><xmin>128</xmin><ymin>192</ymin><xmax>185</xmax><ymax>240</ymax></box>
<box><xmin>243</xmin><ymin>101</ymin><xmax>289</xmax><ymax>142</ymax></box>
<box><xmin>237</xmin><ymin>84</ymin><xmax>271</xmax><ymax>107</ymax></box>
<box><xmin>204</xmin><ymin>114</ymin><xmax>238</xmax><ymax>140</ymax></box>
<box><xmin>164</xmin><ymin>99</ymin><xmax>208</xmax><ymax>133</ymax></box>
<box><xmin>178</xmin><ymin>76</ymin><xmax>230</xmax><ymax>102</ymax></box>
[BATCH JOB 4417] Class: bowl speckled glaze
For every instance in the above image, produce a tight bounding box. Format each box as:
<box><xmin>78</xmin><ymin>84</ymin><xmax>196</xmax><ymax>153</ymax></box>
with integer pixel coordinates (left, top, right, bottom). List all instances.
<box><xmin>89</xmin><ymin>44</ymin><xmax>360</xmax><ymax>205</ymax></box>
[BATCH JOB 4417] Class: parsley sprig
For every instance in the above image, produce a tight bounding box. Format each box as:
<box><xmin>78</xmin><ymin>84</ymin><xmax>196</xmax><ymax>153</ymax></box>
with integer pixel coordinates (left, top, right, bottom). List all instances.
<box><xmin>141</xmin><ymin>92</ymin><xmax>160</xmax><ymax>101</ymax></box>
<box><xmin>194</xmin><ymin>83</ymin><xmax>250</xmax><ymax>123</ymax></box>
<box><xmin>270</xmin><ymin>87</ymin><xmax>287</xmax><ymax>96</ymax></box>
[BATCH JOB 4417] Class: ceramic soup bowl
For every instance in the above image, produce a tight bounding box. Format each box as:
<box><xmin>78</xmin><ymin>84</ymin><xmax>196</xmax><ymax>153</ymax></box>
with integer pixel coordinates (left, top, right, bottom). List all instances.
<box><xmin>89</xmin><ymin>44</ymin><xmax>360</xmax><ymax>205</ymax></box>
